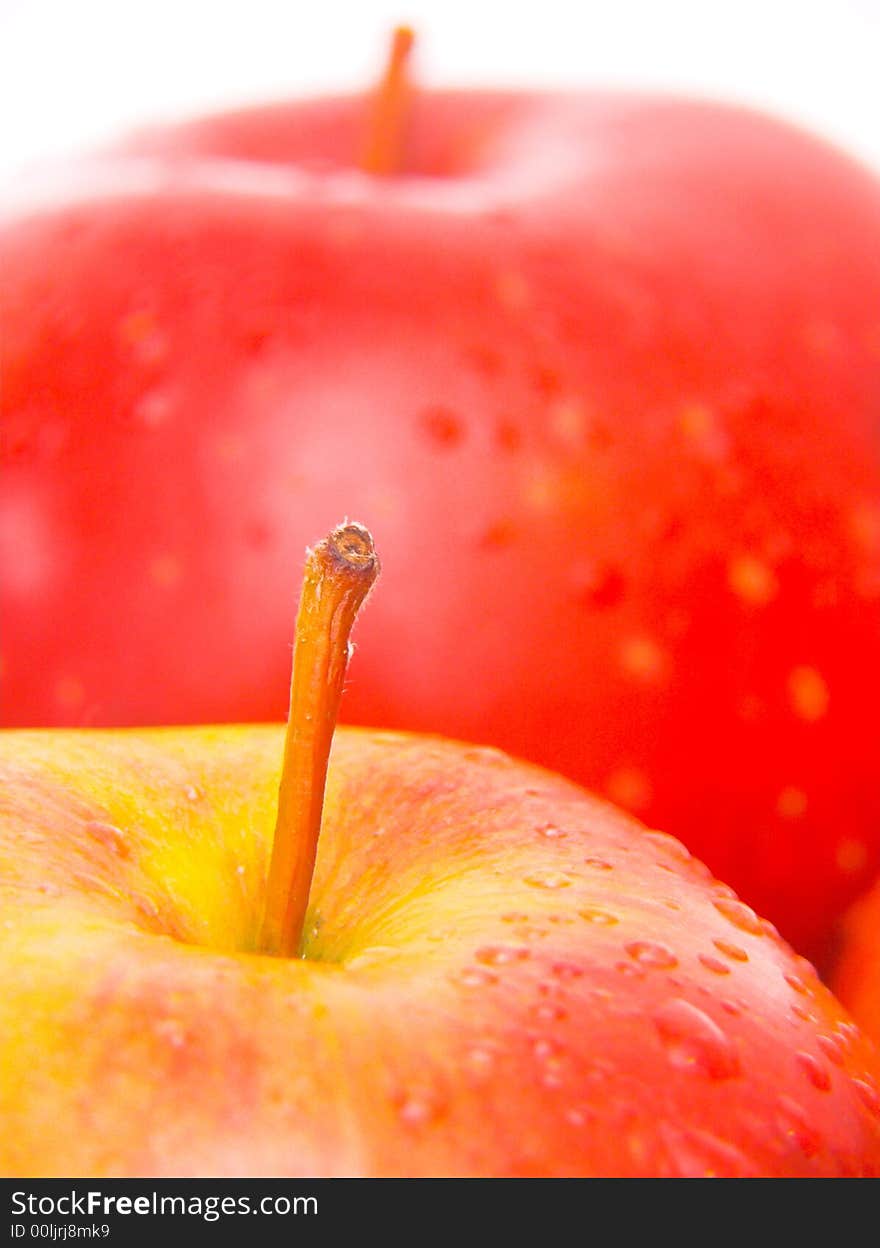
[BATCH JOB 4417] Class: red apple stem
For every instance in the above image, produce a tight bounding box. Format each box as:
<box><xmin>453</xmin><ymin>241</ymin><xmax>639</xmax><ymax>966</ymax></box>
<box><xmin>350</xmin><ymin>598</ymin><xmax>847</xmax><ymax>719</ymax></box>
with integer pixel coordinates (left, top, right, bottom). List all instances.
<box><xmin>359</xmin><ymin>25</ymin><xmax>415</xmax><ymax>175</ymax></box>
<box><xmin>258</xmin><ymin>522</ymin><xmax>380</xmax><ymax>958</ymax></box>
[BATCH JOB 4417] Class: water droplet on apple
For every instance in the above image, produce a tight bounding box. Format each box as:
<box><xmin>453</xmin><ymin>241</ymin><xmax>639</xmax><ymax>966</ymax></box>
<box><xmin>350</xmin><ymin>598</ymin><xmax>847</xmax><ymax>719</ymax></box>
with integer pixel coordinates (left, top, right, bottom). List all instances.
<box><xmin>537</xmin><ymin>823</ymin><xmax>567</xmax><ymax>839</ymax></box>
<box><xmin>397</xmin><ymin>1095</ymin><xmax>440</xmax><ymax>1128</ymax></box>
<box><xmin>654</xmin><ymin>999</ymin><xmax>741</xmax><ymax>1080</ymax></box>
<box><xmin>784</xmin><ymin>973</ymin><xmax>809</xmax><ymax>995</ymax></box>
<box><xmin>584</xmin><ymin>857</ymin><xmax>613</xmax><ymax>871</ymax></box>
<box><xmin>510</xmin><ymin>924</ymin><xmax>549</xmax><ymax>942</ymax></box>
<box><xmin>852</xmin><ymin>1078</ymin><xmax>880</xmax><ymax>1116</ymax></box>
<box><xmin>550</xmin><ymin>961</ymin><xmax>584</xmax><ymax>981</ymax></box>
<box><xmin>796</xmin><ymin>1051</ymin><xmax>832</xmax><ymax>1092</ymax></box>
<box><xmin>494</xmin><ymin>419</ymin><xmax>521</xmax><ymax>451</ymax></box>
<box><xmin>540</xmin><ymin>1058</ymin><xmax>569</xmax><ymax>1090</ymax></box>
<box><xmin>776</xmin><ymin>1095</ymin><xmax>821</xmax><ymax>1158</ymax></box>
<box><xmin>578</xmin><ymin>908</ymin><xmax>619</xmax><ymax>926</ymax></box>
<box><xmin>465</xmin><ymin>1047</ymin><xmax>495</xmax><ymax>1077</ymax></box>
<box><xmin>477</xmin><ymin>518</ymin><xmax>517</xmax><ymax>550</ymax></box>
<box><xmin>816</xmin><ymin>1034</ymin><xmax>846</xmax><ymax>1066</ymax></box>
<box><xmin>185</xmin><ymin>785</ymin><xmax>202</xmax><ymax>802</ymax></box>
<box><xmin>135</xmin><ymin>894</ymin><xmax>160</xmax><ymax>923</ymax></box>
<box><xmin>132</xmin><ymin>387</ymin><xmax>174</xmax><ymax>430</ymax></box>
<box><xmin>643</xmin><ymin>830</ymin><xmax>692</xmax><ymax>862</ymax></box>
<box><xmin>420</xmin><ymin>406</ymin><xmax>464</xmax><ymax>447</ymax></box>
<box><xmin>790</xmin><ymin>1002</ymin><xmax>816</xmax><ymax>1023</ymax></box>
<box><xmin>84</xmin><ymin>821</ymin><xmax>130</xmax><ymax>858</ymax></box>
<box><xmin>835</xmin><ymin>1020</ymin><xmax>861</xmax><ymax>1047</ymax></box>
<box><xmin>532</xmin><ymin>1002</ymin><xmax>568</xmax><ymax>1023</ymax></box>
<box><xmin>474</xmin><ymin>945</ymin><xmax>530</xmax><ymax>967</ymax></box>
<box><xmin>452</xmin><ymin>966</ymin><xmax>498</xmax><ymax>988</ymax></box>
<box><xmin>712</xmin><ymin>897</ymin><xmax>764</xmax><ymax>935</ymax></box>
<box><xmin>523</xmin><ymin>870</ymin><xmax>573</xmax><ymax>890</ymax></box>
<box><xmin>606</xmin><ymin>766</ymin><xmax>653</xmax><ymax>813</ymax></box>
<box><xmin>712</xmin><ymin>939</ymin><xmax>749</xmax><ymax>962</ymax></box>
<box><xmin>155</xmin><ymin>1018</ymin><xmax>187</xmax><ymax>1049</ymax></box>
<box><xmin>625</xmin><ymin>941</ymin><xmax>678</xmax><ymax>969</ymax></box>
<box><xmin>570</xmin><ymin>562</ymin><xmax>627</xmax><ymax>611</ymax></box>
<box><xmin>698</xmin><ymin>954</ymin><xmax>732</xmax><ymax>976</ymax></box>
<box><xmin>615</xmin><ymin>961</ymin><xmax>645</xmax><ymax>978</ymax></box>
<box><xmin>462</xmin><ymin>745</ymin><xmax>511</xmax><ymax>766</ymax></box>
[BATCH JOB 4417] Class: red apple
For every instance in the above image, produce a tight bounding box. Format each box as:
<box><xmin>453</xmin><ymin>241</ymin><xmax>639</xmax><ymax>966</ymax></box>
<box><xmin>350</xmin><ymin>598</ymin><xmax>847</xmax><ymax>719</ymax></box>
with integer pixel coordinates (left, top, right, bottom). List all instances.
<box><xmin>2</xmin><ymin>522</ymin><xmax>879</xmax><ymax>1178</ymax></box>
<box><xmin>2</xmin><ymin>35</ymin><xmax>880</xmax><ymax>960</ymax></box>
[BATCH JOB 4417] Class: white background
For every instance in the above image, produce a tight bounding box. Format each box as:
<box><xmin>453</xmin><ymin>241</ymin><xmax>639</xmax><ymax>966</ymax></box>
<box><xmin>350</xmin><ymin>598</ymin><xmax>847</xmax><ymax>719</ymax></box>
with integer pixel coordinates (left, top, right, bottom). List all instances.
<box><xmin>1</xmin><ymin>0</ymin><xmax>879</xmax><ymax>176</ymax></box>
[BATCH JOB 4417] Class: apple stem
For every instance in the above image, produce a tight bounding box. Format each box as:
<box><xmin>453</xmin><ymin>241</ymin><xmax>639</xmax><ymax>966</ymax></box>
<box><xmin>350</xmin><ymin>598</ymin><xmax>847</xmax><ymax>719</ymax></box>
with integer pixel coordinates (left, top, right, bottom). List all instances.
<box><xmin>359</xmin><ymin>25</ymin><xmax>415</xmax><ymax>176</ymax></box>
<box><xmin>258</xmin><ymin>522</ymin><xmax>380</xmax><ymax>958</ymax></box>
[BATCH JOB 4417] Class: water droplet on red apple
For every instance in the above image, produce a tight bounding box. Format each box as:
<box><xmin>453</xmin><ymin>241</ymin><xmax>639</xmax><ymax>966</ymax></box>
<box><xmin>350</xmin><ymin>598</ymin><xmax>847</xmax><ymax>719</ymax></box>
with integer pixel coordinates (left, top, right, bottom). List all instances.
<box><xmin>550</xmin><ymin>961</ymin><xmax>584</xmax><ymax>981</ymax></box>
<box><xmin>835</xmin><ymin>1020</ymin><xmax>861</xmax><ymax>1047</ymax></box>
<box><xmin>154</xmin><ymin>1018</ymin><xmax>187</xmax><ymax>1049</ymax></box>
<box><xmin>584</xmin><ymin>857</ymin><xmax>613</xmax><ymax>872</ymax></box>
<box><xmin>537</xmin><ymin>823</ymin><xmax>567</xmax><ymax>839</ymax></box>
<box><xmin>397</xmin><ymin>1094</ymin><xmax>440</xmax><ymax>1128</ymax></box>
<box><xmin>852</xmin><ymin>1078</ymin><xmax>880</xmax><ymax>1116</ymax></box>
<box><xmin>776</xmin><ymin>1095</ymin><xmax>822</xmax><ymax>1158</ymax></box>
<box><xmin>578</xmin><ymin>908</ymin><xmax>619</xmax><ymax>926</ymax></box>
<box><xmin>532</xmin><ymin>1002</ymin><xmax>568</xmax><ymax>1023</ymax></box>
<box><xmin>712</xmin><ymin>939</ymin><xmax>749</xmax><ymax>962</ymax></box>
<box><xmin>790</xmin><ymin>1001</ymin><xmax>817</xmax><ymax>1023</ymax></box>
<box><xmin>654</xmin><ymin>999</ymin><xmax>742</xmax><ymax>1080</ymax></box>
<box><xmin>132</xmin><ymin>387</ymin><xmax>174</xmax><ymax>430</ymax></box>
<box><xmin>84</xmin><ymin>821</ymin><xmax>130</xmax><ymax>858</ymax></box>
<box><xmin>523</xmin><ymin>870</ymin><xmax>573</xmax><ymax>889</ymax></box>
<box><xmin>625</xmin><ymin>941</ymin><xmax>678</xmax><ymax>969</ymax></box>
<box><xmin>796</xmin><ymin>1051</ymin><xmax>832</xmax><ymax>1092</ymax></box>
<box><xmin>615</xmin><ymin>961</ymin><xmax>645</xmax><ymax>978</ymax></box>
<box><xmin>461</xmin><ymin>745</ymin><xmax>511</xmax><ymax>767</ymax></box>
<box><xmin>452</xmin><ymin>966</ymin><xmax>498</xmax><ymax>988</ymax></box>
<box><xmin>477</xmin><ymin>519</ymin><xmax>517</xmax><ymax>550</ymax></box>
<box><xmin>494</xmin><ymin>419</ymin><xmax>521</xmax><ymax>451</ymax></box>
<box><xmin>642</xmin><ymin>830</ymin><xmax>691</xmax><ymax>862</ymax></box>
<box><xmin>698</xmin><ymin>954</ymin><xmax>732</xmax><ymax>976</ymax></box>
<box><xmin>420</xmin><ymin>405</ymin><xmax>464</xmax><ymax>447</ymax></box>
<box><xmin>712</xmin><ymin>897</ymin><xmax>764</xmax><ymax>935</ymax></box>
<box><xmin>570</xmin><ymin>562</ymin><xmax>627</xmax><ymax>611</ymax></box>
<box><xmin>465</xmin><ymin>1047</ymin><xmax>495</xmax><ymax>1077</ymax></box>
<box><xmin>474</xmin><ymin>945</ymin><xmax>530</xmax><ymax>967</ymax></box>
<box><xmin>815</xmin><ymin>1034</ymin><xmax>846</xmax><ymax>1067</ymax></box>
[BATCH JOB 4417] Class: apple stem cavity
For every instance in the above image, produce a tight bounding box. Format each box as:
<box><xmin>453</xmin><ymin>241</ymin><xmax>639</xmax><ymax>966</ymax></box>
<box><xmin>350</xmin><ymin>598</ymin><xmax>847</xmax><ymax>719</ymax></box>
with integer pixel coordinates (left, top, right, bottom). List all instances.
<box><xmin>258</xmin><ymin>522</ymin><xmax>380</xmax><ymax>958</ymax></box>
<box><xmin>359</xmin><ymin>25</ymin><xmax>415</xmax><ymax>176</ymax></box>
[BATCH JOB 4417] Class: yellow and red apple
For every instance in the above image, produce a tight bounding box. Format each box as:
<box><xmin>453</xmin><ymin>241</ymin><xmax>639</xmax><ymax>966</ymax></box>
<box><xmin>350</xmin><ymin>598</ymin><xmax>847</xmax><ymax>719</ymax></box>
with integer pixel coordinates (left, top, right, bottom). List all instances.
<box><xmin>2</xmin><ymin>524</ymin><xmax>879</xmax><ymax>1177</ymax></box>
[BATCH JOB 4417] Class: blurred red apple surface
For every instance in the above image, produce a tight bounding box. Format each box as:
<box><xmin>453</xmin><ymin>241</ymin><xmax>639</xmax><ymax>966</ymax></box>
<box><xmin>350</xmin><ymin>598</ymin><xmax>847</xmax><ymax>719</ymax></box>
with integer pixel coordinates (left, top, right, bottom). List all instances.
<box><xmin>2</xmin><ymin>42</ymin><xmax>880</xmax><ymax>960</ymax></box>
<box><xmin>831</xmin><ymin>877</ymin><xmax>880</xmax><ymax>1049</ymax></box>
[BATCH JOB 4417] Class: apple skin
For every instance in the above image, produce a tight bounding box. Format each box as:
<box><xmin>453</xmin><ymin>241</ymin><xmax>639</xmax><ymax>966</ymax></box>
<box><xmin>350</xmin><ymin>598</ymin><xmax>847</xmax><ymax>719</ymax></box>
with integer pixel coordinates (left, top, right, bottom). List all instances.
<box><xmin>830</xmin><ymin>879</ymin><xmax>880</xmax><ymax>1049</ymax></box>
<box><xmin>2</xmin><ymin>92</ymin><xmax>880</xmax><ymax>961</ymax></box>
<box><xmin>2</xmin><ymin>725</ymin><xmax>880</xmax><ymax>1178</ymax></box>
